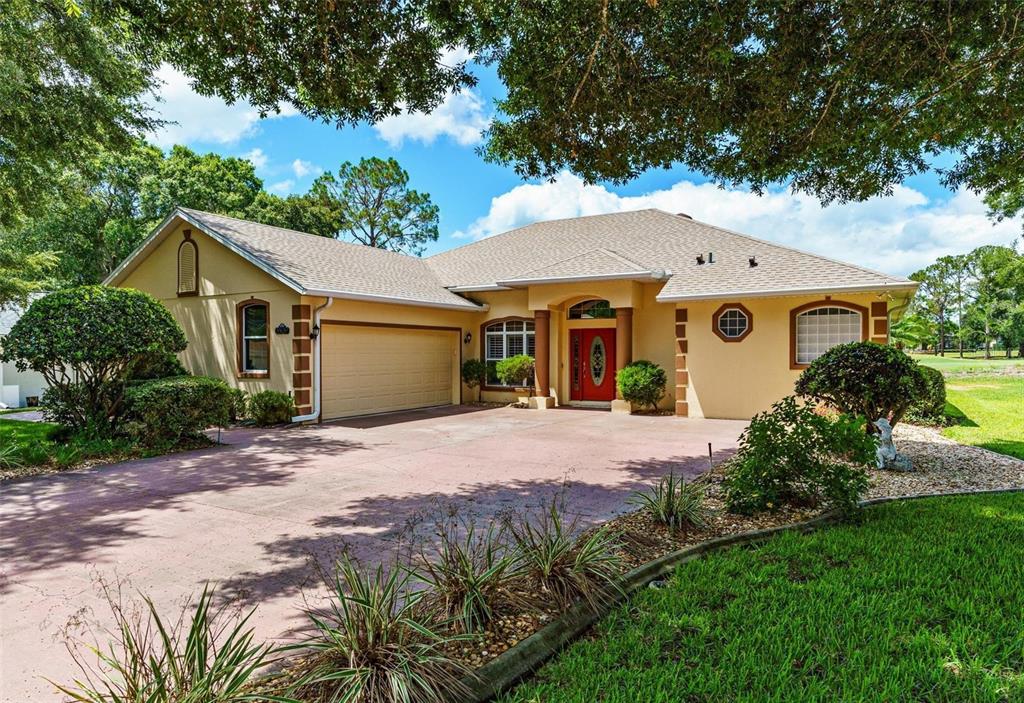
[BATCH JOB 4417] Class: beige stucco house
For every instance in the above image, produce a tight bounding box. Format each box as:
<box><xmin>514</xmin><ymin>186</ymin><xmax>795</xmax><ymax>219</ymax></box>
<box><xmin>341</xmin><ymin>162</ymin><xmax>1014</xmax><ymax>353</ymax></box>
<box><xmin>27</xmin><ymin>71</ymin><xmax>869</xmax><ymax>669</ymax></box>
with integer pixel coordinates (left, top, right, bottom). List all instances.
<box><xmin>105</xmin><ymin>207</ymin><xmax>917</xmax><ymax>422</ymax></box>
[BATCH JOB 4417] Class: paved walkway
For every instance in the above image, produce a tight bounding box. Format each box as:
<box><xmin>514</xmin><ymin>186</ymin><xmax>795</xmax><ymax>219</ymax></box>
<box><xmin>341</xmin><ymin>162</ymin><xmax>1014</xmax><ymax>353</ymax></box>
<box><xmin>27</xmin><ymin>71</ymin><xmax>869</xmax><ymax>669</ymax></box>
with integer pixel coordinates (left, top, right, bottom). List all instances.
<box><xmin>0</xmin><ymin>406</ymin><xmax>745</xmax><ymax>701</ymax></box>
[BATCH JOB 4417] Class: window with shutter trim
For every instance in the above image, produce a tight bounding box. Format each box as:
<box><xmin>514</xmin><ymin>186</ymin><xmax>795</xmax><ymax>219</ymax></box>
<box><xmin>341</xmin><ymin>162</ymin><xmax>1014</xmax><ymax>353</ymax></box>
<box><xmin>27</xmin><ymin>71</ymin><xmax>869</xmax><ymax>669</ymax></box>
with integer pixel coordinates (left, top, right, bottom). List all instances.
<box><xmin>482</xmin><ymin>319</ymin><xmax>535</xmax><ymax>386</ymax></box>
<box><xmin>177</xmin><ymin>233</ymin><xmax>198</xmax><ymax>295</ymax></box>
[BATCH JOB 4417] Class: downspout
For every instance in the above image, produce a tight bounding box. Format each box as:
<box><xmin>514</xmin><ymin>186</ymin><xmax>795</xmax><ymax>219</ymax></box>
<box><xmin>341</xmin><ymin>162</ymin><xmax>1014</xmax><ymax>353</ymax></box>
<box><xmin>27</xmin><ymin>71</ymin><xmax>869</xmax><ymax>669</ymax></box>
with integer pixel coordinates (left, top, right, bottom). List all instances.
<box><xmin>291</xmin><ymin>297</ymin><xmax>334</xmax><ymax>423</ymax></box>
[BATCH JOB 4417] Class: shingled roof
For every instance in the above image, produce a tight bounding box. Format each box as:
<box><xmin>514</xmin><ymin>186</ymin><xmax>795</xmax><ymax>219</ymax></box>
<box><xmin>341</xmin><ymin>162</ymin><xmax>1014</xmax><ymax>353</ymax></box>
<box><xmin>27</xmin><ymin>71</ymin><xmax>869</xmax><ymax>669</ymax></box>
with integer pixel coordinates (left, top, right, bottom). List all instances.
<box><xmin>426</xmin><ymin>209</ymin><xmax>915</xmax><ymax>301</ymax></box>
<box><xmin>107</xmin><ymin>207</ymin><xmax>915</xmax><ymax>308</ymax></box>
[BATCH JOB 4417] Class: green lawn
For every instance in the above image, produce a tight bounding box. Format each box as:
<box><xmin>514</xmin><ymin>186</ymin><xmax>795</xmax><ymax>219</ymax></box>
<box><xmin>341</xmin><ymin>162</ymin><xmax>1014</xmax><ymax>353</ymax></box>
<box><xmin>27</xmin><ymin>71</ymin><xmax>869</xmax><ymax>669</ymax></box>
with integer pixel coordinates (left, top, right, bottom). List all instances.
<box><xmin>911</xmin><ymin>352</ymin><xmax>1024</xmax><ymax>375</ymax></box>
<box><xmin>502</xmin><ymin>494</ymin><xmax>1024</xmax><ymax>703</ymax></box>
<box><xmin>942</xmin><ymin>375</ymin><xmax>1024</xmax><ymax>459</ymax></box>
<box><xmin>0</xmin><ymin>418</ymin><xmax>56</xmax><ymax>457</ymax></box>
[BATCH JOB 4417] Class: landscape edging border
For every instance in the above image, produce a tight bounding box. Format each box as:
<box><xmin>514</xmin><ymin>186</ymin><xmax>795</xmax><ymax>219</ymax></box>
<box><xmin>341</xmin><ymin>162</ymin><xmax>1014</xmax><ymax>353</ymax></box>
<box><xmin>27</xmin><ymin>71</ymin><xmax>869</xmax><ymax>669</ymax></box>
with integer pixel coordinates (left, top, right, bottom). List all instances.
<box><xmin>462</xmin><ymin>486</ymin><xmax>1024</xmax><ymax>702</ymax></box>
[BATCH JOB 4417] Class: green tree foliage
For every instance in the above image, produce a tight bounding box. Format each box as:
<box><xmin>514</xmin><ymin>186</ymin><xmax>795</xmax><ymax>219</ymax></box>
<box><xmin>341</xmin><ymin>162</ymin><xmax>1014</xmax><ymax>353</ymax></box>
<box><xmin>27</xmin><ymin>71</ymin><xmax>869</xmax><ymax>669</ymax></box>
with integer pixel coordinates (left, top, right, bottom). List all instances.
<box><xmin>889</xmin><ymin>313</ymin><xmax>934</xmax><ymax>352</ymax></box>
<box><xmin>911</xmin><ymin>259</ymin><xmax>957</xmax><ymax>355</ymax></box>
<box><xmin>0</xmin><ymin>286</ymin><xmax>187</xmax><ymax>433</ymax></box>
<box><xmin>795</xmin><ymin>341</ymin><xmax>927</xmax><ymax>430</ymax></box>
<box><xmin>495</xmin><ymin>354</ymin><xmax>535</xmax><ymax>390</ymax></box>
<box><xmin>310</xmin><ymin>157</ymin><xmax>440</xmax><ymax>255</ymax></box>
<box><xmin>0</xmin><ymin>242</ymin><xmax>57</xmax><ymax>310</ymax></box>
<box><xmin>472</xmin><ymin>2</ymin><xmax>1024</xmax><ymax>209</ymax></box>
<box><xmin>968</xmin><ymin>245</ymin><xmax>1022</xmax><ymax>358</ymax></box>
<box><xmin>460</xmin><ymin>358</ymin><xmax>488</xmax><ymax>402</ymax></box>
<box><xmin>0</xmin><ymin>0</ymin><xmax>159</xmax><ymax>226</ymax></box>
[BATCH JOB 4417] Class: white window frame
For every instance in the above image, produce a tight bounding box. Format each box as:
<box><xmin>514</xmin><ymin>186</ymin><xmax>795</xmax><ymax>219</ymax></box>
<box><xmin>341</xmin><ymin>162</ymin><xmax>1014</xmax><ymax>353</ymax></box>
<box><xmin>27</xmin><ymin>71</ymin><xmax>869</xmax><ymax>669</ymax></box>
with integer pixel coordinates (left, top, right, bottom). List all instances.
<box><xmin>794</xmin><ymin>306</ymin><xmax>863</xmax><ymax>365</ymax></box>
<box><xmin>717</xmin><ymin>308</ymin><xmax>749</xmax><ymax>338</ymax></box>
<box><xmin>241</xmin><ymin>303</ymin><xmax>269</xmax><ymax>373</ymax></box>
<box><xmin>484</xmin><ymin>319</ymin><xmax>535</xmax><ymax>387</ymax></box>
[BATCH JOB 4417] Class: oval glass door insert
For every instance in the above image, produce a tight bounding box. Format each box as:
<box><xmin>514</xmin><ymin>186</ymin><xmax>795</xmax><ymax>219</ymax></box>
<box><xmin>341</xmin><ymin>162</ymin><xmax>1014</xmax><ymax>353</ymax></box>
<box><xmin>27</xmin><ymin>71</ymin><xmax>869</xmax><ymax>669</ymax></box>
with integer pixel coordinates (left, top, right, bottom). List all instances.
<box><xmin>590</xmin><ymin>335</ymin><xmax>606</xmax><ymax>386</ymax></box>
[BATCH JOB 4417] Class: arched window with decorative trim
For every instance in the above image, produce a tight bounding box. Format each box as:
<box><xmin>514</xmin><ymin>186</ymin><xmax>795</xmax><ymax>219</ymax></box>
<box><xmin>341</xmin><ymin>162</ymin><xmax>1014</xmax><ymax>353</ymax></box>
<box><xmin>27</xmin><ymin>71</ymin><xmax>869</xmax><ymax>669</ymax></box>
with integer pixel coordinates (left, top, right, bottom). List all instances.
<box><xmin>237</xmin><ymin>300</ymin><xmax>270</xmax><ymax>376</ymax></box>
<box><xmin>567</xmin><ymin>299</ymin><xmax>616</xmax><ymax>319</ymax></box>
<box><xmin>177</xmin><ymin>231</ymin><xmax>198</xmax><ymax>296</ymax></box>
<box><xmin>481</xmin><ymin>318</ymin><xmax>535</xmax><ymax>387</ymax></box>
<box><xmin>790</xmin><ymin>300</ymin><xmax>868</xmax><ymax>368</ymax></box>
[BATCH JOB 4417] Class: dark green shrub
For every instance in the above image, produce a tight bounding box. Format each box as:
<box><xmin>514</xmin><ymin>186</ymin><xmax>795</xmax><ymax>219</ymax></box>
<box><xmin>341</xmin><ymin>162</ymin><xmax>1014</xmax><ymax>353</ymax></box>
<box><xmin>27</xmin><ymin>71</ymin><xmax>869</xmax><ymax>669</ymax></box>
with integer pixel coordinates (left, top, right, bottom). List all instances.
<box><xmin>615</xmin><ymin>359</ymin><xmax>666</xmax><ymax>410</ymax></box>
<box><xmin>226</xmin><ymin>388</ymin><xmax>249</xmax><ymax>422</ymax></box>
<box><xmin>248</xmin><ymin>390</ymin><xmax>295</xmax><ymax>426</ymax></box>
<box><xmin>126</xmin><ymin>351</ymin><xmax>189</xmax><ymax>382</ymax></box>
<box><xmin>460</xmin><ymin>358</ymin><xmax>488</xmax><ymax>401</ymax></box>
<box><xmin>123</xmin><ymin>376</ymin><xmax>232</xmax><ymax>447</ymax></box>
<box><xmin>794</xmin><ymin>342</ymin><xmax>927</xmax><ymax>430</ymax></box>
<box><xmin>1</xmin><ymin>286</ymin><xmax>187</xmax><ymax>434</ymax></box>
<box><xmin>905</xmin><ymin>365</ymin><xmax>947</xmax><ymax>423</ymax></box>
<box><xmin>495</xmin><ymin>354</ymin><xmax>535</xmax><ymax>390</ymax></box>
<box><xmin>723</xmin><ymin>396</ymin><xmax>876</xmax><ymax>517</ymax></box>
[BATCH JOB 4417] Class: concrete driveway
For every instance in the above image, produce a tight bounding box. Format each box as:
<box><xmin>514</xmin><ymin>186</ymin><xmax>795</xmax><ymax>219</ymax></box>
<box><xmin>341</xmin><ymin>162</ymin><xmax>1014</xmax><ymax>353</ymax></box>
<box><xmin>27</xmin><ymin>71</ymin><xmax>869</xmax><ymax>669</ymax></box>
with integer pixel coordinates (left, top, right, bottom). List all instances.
<box><xmin>0</xmin><ymin>405</ymin><xmax>745</xmax><ymax>701</ymax></box>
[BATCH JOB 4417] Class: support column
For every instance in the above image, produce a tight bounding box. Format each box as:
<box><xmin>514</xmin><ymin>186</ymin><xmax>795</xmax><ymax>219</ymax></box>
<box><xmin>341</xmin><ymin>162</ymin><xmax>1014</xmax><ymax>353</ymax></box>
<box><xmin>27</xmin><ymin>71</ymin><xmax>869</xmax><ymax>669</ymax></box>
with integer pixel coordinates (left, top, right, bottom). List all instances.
<box><xmin>675</xmin><ymin>308</ymin><xmax>689</xmax><ymax>416</ymax></box>
<box><xmin>533</xmin><ymin>309</ymin><xmax>551</xmax><ymax>398</ymax></box>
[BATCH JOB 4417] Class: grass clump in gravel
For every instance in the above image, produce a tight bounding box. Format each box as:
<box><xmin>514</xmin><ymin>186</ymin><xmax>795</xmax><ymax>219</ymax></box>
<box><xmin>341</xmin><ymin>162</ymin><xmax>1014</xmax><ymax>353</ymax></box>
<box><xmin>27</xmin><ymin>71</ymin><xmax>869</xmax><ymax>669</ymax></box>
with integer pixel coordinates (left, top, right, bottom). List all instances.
<box><xmin>501</xmin><ymin>493</ymin><xmax>1024</xmax><ymax>703</ymax></box>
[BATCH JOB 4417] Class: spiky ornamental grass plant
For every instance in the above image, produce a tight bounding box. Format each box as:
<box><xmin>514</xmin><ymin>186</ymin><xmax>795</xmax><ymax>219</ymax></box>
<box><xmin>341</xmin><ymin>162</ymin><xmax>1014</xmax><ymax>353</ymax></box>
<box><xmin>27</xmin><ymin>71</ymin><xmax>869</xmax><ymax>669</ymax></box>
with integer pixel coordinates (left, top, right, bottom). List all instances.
<box><xmin>628</xmin><ymin>472</ymin><xmax>709</xmax><ymax>534</ymax></box>
<box><xmin>287</xmin><ymin>555</ymin><xmax>469</xmax><ymax>703</ymax></box>
<box><xmin>52</xmin><ymin>586</ymin><xmax>291</xmax><ymax>703</ymax></box>
<box><xmin>415</xmin><ymin>517</ymin><xmax>518</xmax><ymax>635</ymax></box>
<box><xmin>506</xmin><ymin>499</ymin><xmax>623</xmax><ymax>613</ymax></box>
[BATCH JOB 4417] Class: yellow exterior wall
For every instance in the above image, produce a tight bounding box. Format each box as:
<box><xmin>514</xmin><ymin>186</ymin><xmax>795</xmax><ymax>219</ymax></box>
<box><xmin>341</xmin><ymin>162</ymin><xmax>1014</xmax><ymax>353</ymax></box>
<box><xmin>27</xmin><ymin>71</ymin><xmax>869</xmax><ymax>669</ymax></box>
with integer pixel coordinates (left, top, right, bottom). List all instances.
<box><xmin>681</xmin><ymin>292</ymin><xmax>889</xmax><ymax>419</ymax></box>
<box><xmin>118</xmin><ymin>223</ymin><xmax>299</xmax><ymax>393</ymax></box>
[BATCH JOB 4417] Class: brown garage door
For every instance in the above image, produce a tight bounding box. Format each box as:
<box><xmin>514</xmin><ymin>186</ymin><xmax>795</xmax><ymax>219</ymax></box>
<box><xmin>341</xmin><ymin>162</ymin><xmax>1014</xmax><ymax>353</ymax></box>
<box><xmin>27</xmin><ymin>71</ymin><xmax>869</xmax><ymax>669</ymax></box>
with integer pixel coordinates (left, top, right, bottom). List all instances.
<box><xmin>320</xmin><ymin>324</ymin><xmax>457</xmax><ymax>420</ymax></box>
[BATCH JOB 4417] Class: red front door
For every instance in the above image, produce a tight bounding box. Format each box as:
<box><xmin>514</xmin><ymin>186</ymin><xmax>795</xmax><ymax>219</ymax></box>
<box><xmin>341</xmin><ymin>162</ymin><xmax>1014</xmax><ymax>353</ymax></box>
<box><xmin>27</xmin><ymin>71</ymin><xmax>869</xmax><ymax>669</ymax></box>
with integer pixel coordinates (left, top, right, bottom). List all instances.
<box><xmin>570</xmin><ymin>328</ymin><xmax>617</xmax><ymax>401</ymax></box>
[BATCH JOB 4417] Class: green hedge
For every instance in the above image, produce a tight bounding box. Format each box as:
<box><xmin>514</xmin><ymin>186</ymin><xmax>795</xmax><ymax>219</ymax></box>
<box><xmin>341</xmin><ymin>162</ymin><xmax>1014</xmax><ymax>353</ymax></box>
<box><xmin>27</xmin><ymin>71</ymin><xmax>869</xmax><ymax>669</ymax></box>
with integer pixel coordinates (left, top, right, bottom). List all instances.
<box><xmin>249</xmin><ymin>390</ymin><xmax>295</xmax><ymax>426</ymax></box>
<box><xmin>123</xmin><ymin>376</ymin><xmax>232</xmax><ymax>447</ymax></box>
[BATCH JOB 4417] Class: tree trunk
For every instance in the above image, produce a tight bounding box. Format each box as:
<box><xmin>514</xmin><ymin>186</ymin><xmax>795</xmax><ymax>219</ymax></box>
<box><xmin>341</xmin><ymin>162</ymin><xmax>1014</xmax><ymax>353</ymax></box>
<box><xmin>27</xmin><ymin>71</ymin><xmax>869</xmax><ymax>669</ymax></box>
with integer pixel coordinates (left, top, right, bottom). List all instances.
<box><xmin>938</xmin><ymin>313</ymin><xmax>945</xmax><ymax>356</ymax></box>
<box><xmin>984</xmin><ymin>319</ymin><xmax>991</xmax><ymax>359</ymax></box>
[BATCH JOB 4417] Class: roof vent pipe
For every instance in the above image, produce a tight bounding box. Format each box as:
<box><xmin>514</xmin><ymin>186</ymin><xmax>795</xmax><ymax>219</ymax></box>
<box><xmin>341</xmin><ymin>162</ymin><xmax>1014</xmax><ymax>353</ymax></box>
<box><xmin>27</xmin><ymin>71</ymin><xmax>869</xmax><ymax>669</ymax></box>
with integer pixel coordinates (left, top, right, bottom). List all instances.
<box><xmin>707</xmin><ymin>252</ymin><xmax>714</xmax><ymax>264</ymax></box>
<box><xmin>291</xmin><ymin>296</ymin><xmax>334</xmax><ymax>424</ymax></box>
<box><xmin>676</xmin><ymin>212</ymin><xmax>693</xmax><ymax>219</ymax></box>
<box><xmin>749</xmin><ymin>256</ymin><xmax>758</xmax><ymax>267</ymax></box>
<box><xmin>696</xmin><ymin>254</ymin><xmax>705</xmax><ymax>265</ymax></box>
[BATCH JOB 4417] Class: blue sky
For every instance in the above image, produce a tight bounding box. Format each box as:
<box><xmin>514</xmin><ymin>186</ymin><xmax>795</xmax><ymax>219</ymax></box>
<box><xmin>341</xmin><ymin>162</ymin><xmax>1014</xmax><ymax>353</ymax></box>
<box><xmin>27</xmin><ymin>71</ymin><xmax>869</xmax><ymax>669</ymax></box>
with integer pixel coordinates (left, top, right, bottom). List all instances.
<box><xmin>148</xmin><ymin>58</ymin><xmax>1021</xmax><ymax>276</ymax></box>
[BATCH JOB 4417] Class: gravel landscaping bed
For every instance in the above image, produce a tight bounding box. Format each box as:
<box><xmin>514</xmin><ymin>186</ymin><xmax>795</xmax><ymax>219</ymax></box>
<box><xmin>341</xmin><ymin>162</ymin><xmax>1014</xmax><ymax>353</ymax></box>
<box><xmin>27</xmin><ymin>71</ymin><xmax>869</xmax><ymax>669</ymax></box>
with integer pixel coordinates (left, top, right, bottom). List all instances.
<box><xmin>443</xmin><ymin>424</ymin><xmax>1023</xmax><ymax>674</ymax></box>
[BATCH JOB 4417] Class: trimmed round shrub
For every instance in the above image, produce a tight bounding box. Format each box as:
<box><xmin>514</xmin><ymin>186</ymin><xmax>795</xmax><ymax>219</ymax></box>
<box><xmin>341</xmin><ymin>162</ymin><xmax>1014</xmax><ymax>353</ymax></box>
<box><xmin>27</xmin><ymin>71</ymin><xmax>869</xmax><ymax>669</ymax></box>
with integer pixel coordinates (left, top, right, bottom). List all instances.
<box><xmin>794</xmin><ymin>342</ymin><xmax>927</xmax><ymax>430</ymax></box>
<box><xmin>495</xmin><ymin>354</ymin><xmax>534</xmax><ymax>388</ymax></box>
<box><xmin>248</xmin><ymin>390</ymin><xmax>295</xmax><ymax>426</ymax></box>
<box><xmin>905</xmin><ymin>365</ymin><xmax>947</xmax><ymax>423</ymax></box>
<box><xmin>724</xmin><ymin>396</ymin><xmax>877</xmax><ymax>516</ymax></box>
<box><xmin>227</xmin><ymin>388</ymin><xmax>249</xmax><ymax>422</ymax></box>
<box><xmin>122</xmin><ymin>376</ymin><xmax>232</xmax><ymax>447</ymax></box>
<box><xmin>460</xmin><ymin>358</ymin><xmax>488</xmax><ymax>401</ymax></box>
<box><xmin>126</xmin><ymin>351</ymin><xmax>189</xmax><ymax>383</ymax></box>
<box><xmin>616</xmin><ymin>359</ymin><xmax>666</xmax><ymax>410</ymax></box>
<box><xmin>1</xmin><ymin>286</ymin><xmax>187</xmax><ymax>434</ymax></box>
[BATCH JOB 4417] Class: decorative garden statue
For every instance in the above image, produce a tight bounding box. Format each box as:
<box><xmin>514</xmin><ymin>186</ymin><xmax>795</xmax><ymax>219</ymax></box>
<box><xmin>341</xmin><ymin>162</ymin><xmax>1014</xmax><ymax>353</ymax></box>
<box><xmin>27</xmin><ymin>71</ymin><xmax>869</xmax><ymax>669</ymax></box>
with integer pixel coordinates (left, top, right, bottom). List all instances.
<box><xmin>873</xmin><ymin>418</ymin><xmax>913</xmax><ymax>472</ymax></box>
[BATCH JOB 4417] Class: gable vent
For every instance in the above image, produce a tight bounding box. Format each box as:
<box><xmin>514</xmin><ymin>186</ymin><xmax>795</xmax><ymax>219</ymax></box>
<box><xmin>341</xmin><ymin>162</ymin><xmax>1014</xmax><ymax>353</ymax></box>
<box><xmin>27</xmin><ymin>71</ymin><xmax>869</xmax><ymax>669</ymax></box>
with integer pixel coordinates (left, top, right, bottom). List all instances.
<box><xmin>177</xmin><ymin>231</ymin><xmax>198</xmax><ymax>295</ymax></box>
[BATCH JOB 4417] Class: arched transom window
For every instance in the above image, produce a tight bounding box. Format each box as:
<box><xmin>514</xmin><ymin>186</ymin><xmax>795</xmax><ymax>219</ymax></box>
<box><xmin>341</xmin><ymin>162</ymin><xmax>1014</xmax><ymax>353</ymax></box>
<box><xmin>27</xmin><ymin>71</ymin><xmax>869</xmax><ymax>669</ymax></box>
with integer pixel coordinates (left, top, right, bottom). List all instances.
<box><xmin>794</xmin><ymin>305</ymin><xmax>863</xmax><ymax>365</ymax></box>
<box><xmin>567</xmin><ymin>299</ymin><xmax>616</xmax><ymax>319</ymax></box>
<box><xmin>483</xmin><ymin>319</ymin><xmax>535</xmax><ymax>386</ymax></box>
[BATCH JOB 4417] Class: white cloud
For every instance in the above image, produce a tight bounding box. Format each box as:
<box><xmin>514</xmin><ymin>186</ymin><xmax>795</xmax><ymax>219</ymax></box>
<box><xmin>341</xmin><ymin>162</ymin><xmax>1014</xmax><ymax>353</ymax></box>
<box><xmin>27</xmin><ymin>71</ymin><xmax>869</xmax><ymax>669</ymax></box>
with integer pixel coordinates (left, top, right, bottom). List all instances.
<box><xmin>453</xmin><ymin>172</ymin><xmax>1022</xmax><ymax>276</ymax></box>
<box><xmin>373</xmin><ymin>47</ymin><xmax>487</xmax><ymax>148</ymax></box>
<box><xmin>268</xmin><ymin>180</ymin><xmax>294</xmax><ymax>194</ymax></box>
<box><xmin>242</xmin><ymin>148</ymin><xmax>269</xmax><ymax>171</ymax></box>
<box><xmin>374</xmin><ymin>90</ymin><xmax>490</xmax><ymax>148</ymax></box>
<box><xmin>146</xmin><ymin>65</ymin><xmax>298</xmax><ymax>147</ymax></box>
<box><xmin>291</xmin><ymin>159</ymin><xmax>322</xmax><ymax>178</ymax></box>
